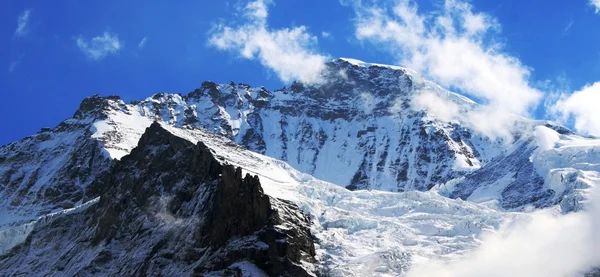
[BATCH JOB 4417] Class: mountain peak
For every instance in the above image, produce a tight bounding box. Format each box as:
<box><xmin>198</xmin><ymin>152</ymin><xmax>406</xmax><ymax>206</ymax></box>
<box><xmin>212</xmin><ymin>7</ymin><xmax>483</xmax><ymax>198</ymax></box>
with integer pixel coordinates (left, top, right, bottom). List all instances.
<box><xmin>73</xmin><ymin>94</ymin><xmax>124</xmax><ymax>119</ymax></box>
<box><xmin>335</xmin><ymin>57</ymin><xmax>411</xmax><ymax>72</ymax></box>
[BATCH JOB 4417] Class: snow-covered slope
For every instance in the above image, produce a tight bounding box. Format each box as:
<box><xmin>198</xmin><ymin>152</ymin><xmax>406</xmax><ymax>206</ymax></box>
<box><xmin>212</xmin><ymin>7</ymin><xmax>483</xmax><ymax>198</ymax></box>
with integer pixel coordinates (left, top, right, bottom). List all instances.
<box><xmin>0</xmin><ymin>98</ymin><xmax>114</xmax><ymax>227</ymax></box>
<box><xmin>0</xmin><ymin>58</ymin><xmax>594</xmax><ymax>224</ymax></box>
<box><xmin>158</xmin><ymin>123</ymin><xmax>507</xmax><ymax>276</ymax></box>
<box><xmin>445</xmin><ymin>124</ymin><xmax>600</xmax><ymax>212</ymax></box>
<box><xmin>0</xmin><ymin>122</ymin><xmax>506</xmax><ymax>276</ymax></box>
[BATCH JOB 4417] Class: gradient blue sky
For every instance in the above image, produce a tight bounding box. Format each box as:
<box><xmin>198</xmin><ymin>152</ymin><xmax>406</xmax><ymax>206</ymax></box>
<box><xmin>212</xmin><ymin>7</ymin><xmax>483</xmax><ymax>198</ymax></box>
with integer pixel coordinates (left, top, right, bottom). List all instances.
<box><xmin>2</xmin><ymin>0</ymin><xmax>600</xmax><ymax>145</ymax></box>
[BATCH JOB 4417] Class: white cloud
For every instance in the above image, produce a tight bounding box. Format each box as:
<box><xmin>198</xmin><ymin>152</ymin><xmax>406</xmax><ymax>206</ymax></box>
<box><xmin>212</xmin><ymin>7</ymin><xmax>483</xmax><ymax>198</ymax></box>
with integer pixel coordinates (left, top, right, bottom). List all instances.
<box><xmin>321</xmin><ymin>31</ymin><xmax>331</xmax><ymax>38</ymax></box>
<box><xmin>14</xmin><ymin>9</ymin><xmax>31</xmax><ymax>37</ymax></box>
<box><xmin>591</xmin><ymin>0</ymin><xmax>600</xmax><ymax>13</ymax></box>
<box><xmin>138</xmin><ymin>37</ymin><xmax>148</xmax><ymax>49</ymax></box>
<box><xmin>208</xmin><ymin>0</ymin><xmax>328</xmax><ymax>83</ymax></box>
<box><xmin>413</xmin><ymin>91</ymin><xmax>461</xmax><ymax>122</ymax></box>
<box><xmin>349</xmin><ymin>0</ymin><xmax>543</xmax><ymax>139</ymax></box>
<box><xmin>407</xmin><ymin>184</ymin><xmax>600</xmax><ymax>277</ymax></box>
<box><xmin>76</xmin><ymin>32</ymin><xmax>122</xmax><ymax>60</ymax></box>
<box><xmin>413</xmin><ymin>91</ymin><xmax>517</xmax><ymax>139</ymax></box>
<box><xmin>551</xmin><ymin>82</ymin><xmax>600</xmax><ymax>136</ymax></box>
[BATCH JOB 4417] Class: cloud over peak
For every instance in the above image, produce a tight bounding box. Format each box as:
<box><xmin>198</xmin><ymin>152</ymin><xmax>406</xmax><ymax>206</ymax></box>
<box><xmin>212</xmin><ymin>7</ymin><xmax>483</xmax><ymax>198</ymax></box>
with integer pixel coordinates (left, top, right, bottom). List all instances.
<box><xmin>347</xmin><ymin>0</ymin><xmax>544</xmax><ymax>140</ymax></box>
<box><xmin>352</xmin><ymin>0</ymin><xmax>542</xmax><ymax>115</ymax></box>
<box><xmin>76</xmin><ymin>32</ymin><xmax>122</xmax><ymax>60</ymax></box>
<box><xmin>208</xmin><ymin>0</ymin><xmax>328</xmax><ymax>84</ymax></box>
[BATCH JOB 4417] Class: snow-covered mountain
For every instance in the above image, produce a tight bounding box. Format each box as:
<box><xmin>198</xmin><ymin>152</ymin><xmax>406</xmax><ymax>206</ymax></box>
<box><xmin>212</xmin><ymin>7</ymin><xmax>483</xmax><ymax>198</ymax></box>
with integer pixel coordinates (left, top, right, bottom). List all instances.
<box><xmin>0</xmin><ymin>58</ymin><xmax>599</xmax><ymax>276</ymax></box>
<box><xmin>80</xmin><ymin>58</ymin><xmax>598</xmax><ymax>210</ymax></box>
<box><xmin>129</xmin><ymin>58</ymin><xmax>495</xmax><ymax>194</ymax></box>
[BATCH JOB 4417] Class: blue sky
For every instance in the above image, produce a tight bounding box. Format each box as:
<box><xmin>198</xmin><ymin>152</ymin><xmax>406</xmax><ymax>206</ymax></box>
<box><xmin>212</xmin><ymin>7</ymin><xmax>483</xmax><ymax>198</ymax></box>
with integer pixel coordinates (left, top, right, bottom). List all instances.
<box><xmin>1</xmin><ymin>0</ymin><xmax>600</xmax><ymax>145</ymax></box>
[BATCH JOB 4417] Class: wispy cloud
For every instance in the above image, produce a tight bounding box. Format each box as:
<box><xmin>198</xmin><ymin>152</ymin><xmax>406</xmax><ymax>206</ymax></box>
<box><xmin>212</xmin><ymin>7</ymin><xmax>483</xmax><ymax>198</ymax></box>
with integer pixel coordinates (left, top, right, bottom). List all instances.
<box><xmin>347</xmin><ymin>0</ymin><xmax>543</xmax><ymax>140</ymax></box>
<box><xmin>14</xmin><ymin>9</ymin><xmax>31</xmax><ymax>37</ymax></box>
<box><xmin>591</xmin><ymin>0</ymin><xmax>600</xmax><ymax>13</ymax></box>
<box><xmin>208</xmin><ymin>0</ymin><xmax>328</xmax><ymax>83</ymax></box>
<box><xmin>563</xmin><ymin>19</ymin><xmax>574</xmax><ymax>34</ymax></box>
<box><xmin>321</xmin><ymin>31</ymin><xmax>331</xmax><ymax>38</ymax></box>
<box><xmin>76</xmin><ymin>32</ymin><xmax>122</xmax><ymax>60</ymax></box>
<box><xmin>138</xmin><ymin>37</ymin><xmax>148</xmax><ymax>49</ymax></box>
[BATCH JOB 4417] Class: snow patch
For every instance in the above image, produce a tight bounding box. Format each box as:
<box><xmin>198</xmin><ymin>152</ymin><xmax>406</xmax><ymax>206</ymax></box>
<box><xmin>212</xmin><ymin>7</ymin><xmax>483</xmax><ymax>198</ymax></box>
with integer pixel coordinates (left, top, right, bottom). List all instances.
<box><xmin>91</xmin><ymin>109</ymin><xmax>154</xmax><ymax>160</ymax></box>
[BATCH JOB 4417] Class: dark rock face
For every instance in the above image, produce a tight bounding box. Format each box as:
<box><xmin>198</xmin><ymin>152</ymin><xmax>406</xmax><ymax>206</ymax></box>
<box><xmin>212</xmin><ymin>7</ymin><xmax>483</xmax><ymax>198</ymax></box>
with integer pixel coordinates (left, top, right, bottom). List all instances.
<box><xmin>0</xmin><ymin>122</ymin><xmax>316</xmax><ymax>276</ymax></box>
<box><xmin>544</xmin><ymin>123</ymin><xmax>576</xmax><ymax>136</ymax></box>
<box><xmin>203</xmin><ymin>165</ymin><xmax>271</xmax><ymax>247</ymax></box>
<box><xmin>74</xmin><ymin>94</ymin><xmax>116</xmax><ymax>120</ymax></box>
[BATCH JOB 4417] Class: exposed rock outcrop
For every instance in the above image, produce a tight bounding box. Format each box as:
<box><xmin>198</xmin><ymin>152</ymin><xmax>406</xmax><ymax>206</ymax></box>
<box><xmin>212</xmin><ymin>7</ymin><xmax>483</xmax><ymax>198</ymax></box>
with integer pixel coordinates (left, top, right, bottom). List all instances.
<box><xmin>0</xmin><ymin>122</ymin><xmax>316</xmax><ymax>276</ymax></box>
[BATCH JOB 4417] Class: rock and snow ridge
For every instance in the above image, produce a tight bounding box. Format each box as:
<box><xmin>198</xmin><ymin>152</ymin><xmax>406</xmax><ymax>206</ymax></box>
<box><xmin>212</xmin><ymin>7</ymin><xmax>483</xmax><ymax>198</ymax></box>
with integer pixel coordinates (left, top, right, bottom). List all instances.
<box><xmin>0</xmin><ymin>58</ymin><xmax>599</xmax><ymax>275</ymax></box>
<box><xmin>81</xmin><ymin>58</ymin><xmax>598</xmax><ymax>211</ymax></box>
<box><xmin>0</xmin><ymin>122</ymin><xmax>317</xmax><ymax>276</ymax></box>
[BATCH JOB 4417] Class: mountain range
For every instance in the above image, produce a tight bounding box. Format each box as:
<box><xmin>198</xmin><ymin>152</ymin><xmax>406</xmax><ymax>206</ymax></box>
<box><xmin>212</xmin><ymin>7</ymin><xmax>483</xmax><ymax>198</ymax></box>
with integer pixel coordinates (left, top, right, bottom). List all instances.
<box><xmin>0</xmin><ymin>58</ymin><xmax>599</xmax><ymax>276</ymax></box>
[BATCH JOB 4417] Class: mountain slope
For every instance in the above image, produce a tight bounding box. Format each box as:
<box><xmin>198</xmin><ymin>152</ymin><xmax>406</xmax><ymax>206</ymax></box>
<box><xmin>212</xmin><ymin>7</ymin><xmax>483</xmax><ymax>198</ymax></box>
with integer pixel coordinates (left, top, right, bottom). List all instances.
<box><xmin>0</xmin><ymin>99</ymin><xmax>115</xmax><ymax>225</ymax></box>
<box><xmin>444</xmin><ymin>124</ymin><xmax>600</xmax><ymax>211</ymax></box>
<box><xmin>0</xmin><ymin>123</ymin><xmax>316</xmax><ymax>276</ymax></box>
<box><xmin>1</xmin><ymin>121</ymin><xmax>509</xmax><ymax>276</ymax></box>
